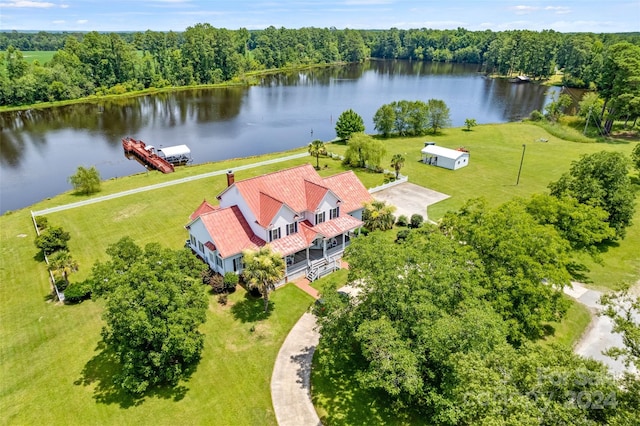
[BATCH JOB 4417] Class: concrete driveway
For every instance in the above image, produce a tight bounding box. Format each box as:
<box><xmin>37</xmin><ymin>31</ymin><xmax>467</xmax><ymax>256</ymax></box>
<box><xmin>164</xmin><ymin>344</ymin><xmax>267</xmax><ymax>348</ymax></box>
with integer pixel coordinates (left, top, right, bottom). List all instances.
<box><xmin>566</xmin><ymin>282</ymin><xmax>638</xmax><ymax>377</ymax></box>
<box><xmin>372</xmin><ymin>182</ymin><xmax>449</xmax><ymax>222</ymax></box>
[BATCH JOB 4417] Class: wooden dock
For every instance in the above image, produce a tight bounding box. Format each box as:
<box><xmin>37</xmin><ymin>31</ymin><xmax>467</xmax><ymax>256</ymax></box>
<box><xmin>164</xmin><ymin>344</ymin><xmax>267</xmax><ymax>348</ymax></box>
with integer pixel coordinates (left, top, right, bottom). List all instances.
<box><xmin>122</xmin><ymin>137</ymin><xmax>174</xmax><ymax>174</ymax></box>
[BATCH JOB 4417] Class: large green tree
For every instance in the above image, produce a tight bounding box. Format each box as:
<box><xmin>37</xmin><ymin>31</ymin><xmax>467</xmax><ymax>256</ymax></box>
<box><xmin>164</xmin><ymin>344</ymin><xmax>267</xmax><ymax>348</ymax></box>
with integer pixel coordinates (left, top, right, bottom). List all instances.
<box><xmin>426</xmin><ymin>98</ymin><xmax>452</xmax><ymax>134</ymax></box>
<box><xmin>525</xmin><ymin>193</ymin><xmax>615</xmax><ymax>255</ymax></box>
<box><xmin>68</xmin><ymin>165</ymin><xmax>101</xmax><ymax>195</ymax></box>
<box><xmin>548</xmin><ymin>151</ymin><xmax>636</xmax><ymax>239</ymax></box>
<box><xmin>342</xmin><ymin>132</ymin><xmax>386</xmax><ymax>170</ymax></box>
<box><xmin>335</xmin><ymin>108</ymin><xmax>365</xmax><ymax>140</ymax></box>
<box><xmin>597</xmin><ymin>42</ymin><xmax>640</xmax><ymax>134</ymax></box>
<box><xmin>316</xmin><ymin>228</ymin><xmax>638</xmax><ymax>424</ymax></box>
<box><xmin>242</xmin><ymin>245</ymin><xmax>285</xmax><ymax>313</ymax></box>
<box><xmin>89</xmin><ymin>238</ymin><xmax>208</xmax><ymax>395</ymax></box>
<box><xmin>372</xmin><ymin>103</ymin><xmax>395</xmax><ymax>137</ymax></box>
<box><xmin>440</xmin><ymin>198</ymin><xmax>572</xmax><ymax>343</ymax></box>
<box><xmin>34</xmin><ymin>225</ymin><xmax>70</xmax><ymax>255</ymax></box>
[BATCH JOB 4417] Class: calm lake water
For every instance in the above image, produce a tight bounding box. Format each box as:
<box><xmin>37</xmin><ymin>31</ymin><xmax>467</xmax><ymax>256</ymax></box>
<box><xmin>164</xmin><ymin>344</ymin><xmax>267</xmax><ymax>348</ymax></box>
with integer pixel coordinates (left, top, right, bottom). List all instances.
<box><xmin>0</xmin><ymin>60</ymin><xmax>564</xmax><ymax>213</ymax></box>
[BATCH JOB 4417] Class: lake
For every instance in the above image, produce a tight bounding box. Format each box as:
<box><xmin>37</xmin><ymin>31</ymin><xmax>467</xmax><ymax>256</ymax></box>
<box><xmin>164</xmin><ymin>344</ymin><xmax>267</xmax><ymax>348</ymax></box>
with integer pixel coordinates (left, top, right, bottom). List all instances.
<box><xmin>0</xmin><ymin>60</ymin><xmax>564</xmax><ymax>213</ymax></box>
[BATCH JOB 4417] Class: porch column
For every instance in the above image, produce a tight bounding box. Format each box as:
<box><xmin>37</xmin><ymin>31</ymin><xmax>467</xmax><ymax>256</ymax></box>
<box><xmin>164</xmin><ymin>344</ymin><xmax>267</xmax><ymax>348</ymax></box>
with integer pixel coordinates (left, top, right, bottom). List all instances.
<box><xmin>323</xmin><ymin>239</ymin><xmax>327</xmax><ymax>258</ymax></box>
<box><xmin>306</xmin><ymin>247</ymin><xmax>310</xmax><ymax>265</ymax></box>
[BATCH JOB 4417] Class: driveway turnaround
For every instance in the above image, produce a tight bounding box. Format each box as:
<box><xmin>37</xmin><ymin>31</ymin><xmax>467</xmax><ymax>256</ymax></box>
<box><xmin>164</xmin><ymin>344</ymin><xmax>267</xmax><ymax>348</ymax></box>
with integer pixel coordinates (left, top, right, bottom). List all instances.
<box><xmin>271</xmin><ymin>312</ymin><xmax>322</xmax><ymax>426</ymax></box>
<box><xmin>372</xmin><ymin>182</ymin><xmax>449</xmax><ymax>222</ymax></box>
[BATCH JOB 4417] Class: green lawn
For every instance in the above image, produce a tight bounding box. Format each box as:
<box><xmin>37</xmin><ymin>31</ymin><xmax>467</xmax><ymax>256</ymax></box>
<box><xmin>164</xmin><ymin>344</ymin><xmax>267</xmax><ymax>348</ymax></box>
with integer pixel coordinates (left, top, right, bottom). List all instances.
<box><xmin>0</xmin><ymin>205</ymin><xmax>313</xmax><ymax>424</ymax></box>
<box><xmin>541</xmin><ymin>296</ymin><xmax>593</xmax><ymax>348</ymax></box>
<box><xmin>3</xmin><ymin>50</ymin><xmax>57</xmax><ymax>64</ymax></box>
<box><xmin>1</xmin><ymin>121</ymin><xmax>638</xmax><ymax>424</ymax></box>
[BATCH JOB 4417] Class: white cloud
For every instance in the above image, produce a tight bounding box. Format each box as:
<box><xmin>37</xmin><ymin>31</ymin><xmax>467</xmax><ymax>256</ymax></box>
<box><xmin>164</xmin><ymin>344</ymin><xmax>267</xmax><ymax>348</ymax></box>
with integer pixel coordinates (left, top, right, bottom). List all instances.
<box><xmin>60</xmin><ymin>4</ymin><xmax>68</xmax><ymax>8</ymax></box>
<box><xmin>510</xmin><ymin>5</ymin><xmax>538</xmax><ymax>14</ymax></box>
<box><xmin>0</xmin><ymin>0</ymin><xmax>55</xmax><ymax>7</ymax></box>
<box><xmin>545</xmin><ymin>6</ymin><xmax>571</xmax><ymax>14</ymax></box>
<box><xmin>76</xmin><ymin>19</ymin><xmax>88</xmax><ymax>24</ymax></box>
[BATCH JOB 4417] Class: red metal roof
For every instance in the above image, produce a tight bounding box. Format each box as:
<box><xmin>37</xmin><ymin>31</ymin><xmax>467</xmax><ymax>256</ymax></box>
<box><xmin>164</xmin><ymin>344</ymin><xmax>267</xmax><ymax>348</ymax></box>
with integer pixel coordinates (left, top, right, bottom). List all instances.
<box><xmin>190</xmin><ymin>199</ymin><xmax>218</xmax><ymax>221</ymax></box>
<box><xmin>220</xmin><ymin>164</ymin><xmax>371</xmax><ymax>221</ymax></box>
<box><xmin>204</xmin><ymin>241</ymin><xmax>216</xmax><ymax>251</ymax></box>
<box><xmin>269</xmin><ymin>233</ymin><xmax>310</xmax><ymax>256</ymax></box>
<box><xmin>259</xmin><ymin>192</ymin><xmax>284</xmax><ymax>227</ymax></box>
<box><xmin>311</xmin><ymin>214</ymin><xmax>364</xmax><ymax>238</ymax></box>
<box><xmin>304</xmin><ymin>180</ymin><xmax>329</xmax><ymax>211</ymax></box>
<box><xmin>321</xmin><ymin>171</ymin><xmax>373</xmax><ymax>213</ymax></box>
<box><xmin>197</xmin><ymin>206</ymin><xmax>265</xmax><ymax>258</ymax></box>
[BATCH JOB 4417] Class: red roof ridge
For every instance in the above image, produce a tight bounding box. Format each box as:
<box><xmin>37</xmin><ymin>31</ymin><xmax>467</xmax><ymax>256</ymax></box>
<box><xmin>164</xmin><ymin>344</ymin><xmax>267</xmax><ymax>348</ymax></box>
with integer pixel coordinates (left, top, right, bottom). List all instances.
<box><xmin>225</xmin><ymin>163</ymin><xmax>317</xmax><ymax>187</ymax></box>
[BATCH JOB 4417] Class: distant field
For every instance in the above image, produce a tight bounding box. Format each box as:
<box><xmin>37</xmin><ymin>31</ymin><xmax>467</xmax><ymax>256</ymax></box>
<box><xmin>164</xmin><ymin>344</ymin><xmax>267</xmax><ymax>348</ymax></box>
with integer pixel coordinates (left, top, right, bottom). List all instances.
<box><xmin>1</xmin><ymin>50</ymin><xmax>56</xmax><ymax>64</ymax></box>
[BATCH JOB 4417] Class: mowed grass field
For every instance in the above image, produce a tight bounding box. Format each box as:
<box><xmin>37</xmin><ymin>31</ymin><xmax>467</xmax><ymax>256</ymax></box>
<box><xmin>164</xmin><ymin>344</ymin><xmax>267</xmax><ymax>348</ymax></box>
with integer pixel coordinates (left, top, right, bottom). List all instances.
<box><xmin>0</xmin><ymin>122</ymin><xmax>638</xmax><ymax>424</ymax></box>
<box><xmin>2</xmin><ymin>50</ymin><xmax>57</xmax><ymax>64</ymax></box>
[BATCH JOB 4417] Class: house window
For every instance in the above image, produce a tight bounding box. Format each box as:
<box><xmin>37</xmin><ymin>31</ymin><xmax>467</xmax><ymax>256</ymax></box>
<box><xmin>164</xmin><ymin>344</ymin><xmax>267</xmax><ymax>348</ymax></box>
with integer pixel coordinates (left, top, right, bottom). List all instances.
<box><xmin>330</xmin><ymin>207</ymin><xmax>340</xmax><ymax>219</ymax></box>
<box><xmin>216</xmin><ymin>255</ymin><xmax>222</xmax><ymax>268</ymax></box>
<box><xmin>270</xmin><ymin>227</ymin><xmax>281</xmax><ymax>241</ymax></box>
<box><xmin>233</xmin><ymin>257</ymin><xmax>242</xmax><ymax>272</ymax></box>
<box><xmin>315</xmin><ymin>211</ymin><xmax>326</xmax><ymax>224</ymax></box>
<box><xmin>209</xmin><ymin>253</ymin><xmax>215</xmax><ymax>263</ymax></box>
<box><xmin>198</xmin><ymin>241</ymin><xmax>204</xmax><ymax>253</ymax></box>
<box><xmin>286</xmin><ymin>222</ymin><xmax>298</xmax><ymax>235</ymax></box>
<box><xmin>190</xmin><ymin>235</ymin><xmax>196</xmax><ymax>246</ymax></box>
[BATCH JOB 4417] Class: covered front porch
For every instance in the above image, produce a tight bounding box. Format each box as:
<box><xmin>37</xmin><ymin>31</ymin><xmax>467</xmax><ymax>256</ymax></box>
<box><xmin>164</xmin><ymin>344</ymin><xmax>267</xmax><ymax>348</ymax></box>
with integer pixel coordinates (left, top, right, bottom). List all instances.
<box><xmin>283</xmin><ymin>232</ymin><xmax>354</xmax><ymax>281</ymax></box>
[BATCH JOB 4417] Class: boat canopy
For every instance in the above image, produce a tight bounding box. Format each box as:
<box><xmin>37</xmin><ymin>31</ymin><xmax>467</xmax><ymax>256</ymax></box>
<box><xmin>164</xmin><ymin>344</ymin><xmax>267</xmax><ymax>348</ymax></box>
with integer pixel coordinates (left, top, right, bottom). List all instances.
<box><xmin>157</xmin><ymin>145</ymin><xmax>191</xmax><ymax>159</ymax></box>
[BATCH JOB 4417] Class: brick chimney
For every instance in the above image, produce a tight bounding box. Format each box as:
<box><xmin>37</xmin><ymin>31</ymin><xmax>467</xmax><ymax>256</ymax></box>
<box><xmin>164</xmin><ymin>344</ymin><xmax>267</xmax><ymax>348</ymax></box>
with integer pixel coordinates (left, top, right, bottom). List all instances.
<box><xmin>226</xmin><ymin>170</ymin><xmax>235</xmax><ymax>187</ymax></box>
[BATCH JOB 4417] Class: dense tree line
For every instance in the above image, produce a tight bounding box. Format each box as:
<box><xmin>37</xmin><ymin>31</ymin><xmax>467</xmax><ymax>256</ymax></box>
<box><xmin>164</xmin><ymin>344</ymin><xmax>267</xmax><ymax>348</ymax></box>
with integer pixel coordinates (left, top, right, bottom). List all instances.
<box><xmin>1</xmin><ymin>27</ymin><xmax>639</xmax><ymax>115</ymax></box>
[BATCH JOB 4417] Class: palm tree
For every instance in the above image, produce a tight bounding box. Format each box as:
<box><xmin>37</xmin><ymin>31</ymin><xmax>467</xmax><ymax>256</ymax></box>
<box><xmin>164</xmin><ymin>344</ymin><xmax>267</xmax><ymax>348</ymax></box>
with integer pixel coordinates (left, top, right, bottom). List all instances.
<box><xmin>308</xmin><ymin>139</ymin><xmax>326</xmax><ymax>170</ymax></box>
<box><xmin>48</xmin><ymin>250</ymin><xmax>78</xmax><ymax>287</ymax></box>
<box><xmin>390</xmin><ymin>153</ymin><xmax>405</xmax><ymax>179</ymax></box>
<box><xmin>242</xmin><ymin>246</ymin><xmax>285</xmax><ymax>313</ymax></box>
<box><xmin>363</xmin><ymin>200</ymin><xmax>397</xmax><ymax>231</ymax></box>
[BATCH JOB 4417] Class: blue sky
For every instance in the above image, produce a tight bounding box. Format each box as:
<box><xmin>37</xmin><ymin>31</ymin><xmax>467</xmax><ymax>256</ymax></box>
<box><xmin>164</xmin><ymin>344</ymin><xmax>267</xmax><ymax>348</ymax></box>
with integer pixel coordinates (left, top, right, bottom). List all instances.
<box><xmin>1</xmin><ymin>0</ymin><xmax>638</xmax><ymax>32</ymax></box>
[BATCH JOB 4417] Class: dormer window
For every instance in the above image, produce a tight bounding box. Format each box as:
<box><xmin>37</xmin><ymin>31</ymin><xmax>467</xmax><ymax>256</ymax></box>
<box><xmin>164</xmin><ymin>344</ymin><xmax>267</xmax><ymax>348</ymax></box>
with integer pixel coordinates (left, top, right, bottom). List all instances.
<box><xmin>330</xmin><ymin>206</ymin><xmax>340</xmax><ymax>219</ymax></box>
<box><xmin>286</xmin><ymin>222</ymin><xmax>298</xmax><ymax>235</ymax></box>
<box><xmin>315</xmin><ymin>211</ymin><xmax>326</xmax><ymax>224</ymax></box>
<box><xmin>269</xmin><ymin>227</ymin><xmax>281</xmax><ymax>241</ymax></box>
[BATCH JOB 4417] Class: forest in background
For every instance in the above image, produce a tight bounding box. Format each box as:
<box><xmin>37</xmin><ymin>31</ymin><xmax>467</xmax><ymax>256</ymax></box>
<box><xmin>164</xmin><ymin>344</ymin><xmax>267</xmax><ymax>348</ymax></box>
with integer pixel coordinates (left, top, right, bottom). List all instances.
<box><xmin>1</xmin><ymin>26</ymin><xmax>639</xmax><ymax>125</ymax></box>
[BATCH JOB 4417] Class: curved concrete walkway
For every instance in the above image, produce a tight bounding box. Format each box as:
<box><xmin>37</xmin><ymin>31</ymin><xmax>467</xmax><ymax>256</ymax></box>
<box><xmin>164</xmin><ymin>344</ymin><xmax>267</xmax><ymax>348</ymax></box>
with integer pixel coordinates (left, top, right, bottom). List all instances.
<box><xmin>271</xmin><ymin>312</ymin><xmax>322</xmax><ymax>426</ymax></box>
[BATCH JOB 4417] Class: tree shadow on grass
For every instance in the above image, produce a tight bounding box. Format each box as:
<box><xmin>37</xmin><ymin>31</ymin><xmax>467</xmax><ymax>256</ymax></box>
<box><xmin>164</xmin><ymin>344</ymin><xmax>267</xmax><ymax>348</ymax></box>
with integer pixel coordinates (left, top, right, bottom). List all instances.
<box><xmin>311</xmin><ymin>350</ymin><xmax>421</xmax><ymax>425</ymax></box>
<box><xmin>567</xmin><ymin>261</ymin><xmax>591</xmax><ymax>283</ymax></box>
<box><xmin>74</xmin><ymin>341</ymin><xmax>189</xmax><ymax>408</ymax></box>
<box><xmin>230</xmin><ymin>291</ymin><xmax>274</xmax><ymax>323</ymax></box>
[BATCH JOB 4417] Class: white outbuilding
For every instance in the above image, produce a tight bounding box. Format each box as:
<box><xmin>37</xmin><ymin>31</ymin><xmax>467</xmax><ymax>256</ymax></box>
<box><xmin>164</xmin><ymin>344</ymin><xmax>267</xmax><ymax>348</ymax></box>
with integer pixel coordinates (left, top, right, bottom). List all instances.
<box><xmin>421</xmin><ymin>143</ymin><xmax>469</xmax><ymax>170</ymax></box>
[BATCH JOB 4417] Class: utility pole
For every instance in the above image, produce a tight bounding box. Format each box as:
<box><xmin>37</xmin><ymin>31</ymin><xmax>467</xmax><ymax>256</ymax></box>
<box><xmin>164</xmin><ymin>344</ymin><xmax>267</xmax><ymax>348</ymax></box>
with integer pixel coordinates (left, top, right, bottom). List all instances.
<box><xmin>516</xmin><ymin>144</ymin><xmax>526</xmax><ymax>185</ymax></box>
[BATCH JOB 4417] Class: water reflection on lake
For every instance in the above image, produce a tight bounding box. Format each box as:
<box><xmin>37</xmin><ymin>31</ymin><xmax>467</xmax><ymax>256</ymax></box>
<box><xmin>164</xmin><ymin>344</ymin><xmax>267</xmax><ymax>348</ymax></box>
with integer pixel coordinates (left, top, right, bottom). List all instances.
<box><xmin>0</xmin><ymin>60</ymin><xmax>563</xmax><ymax>213</ymax></box>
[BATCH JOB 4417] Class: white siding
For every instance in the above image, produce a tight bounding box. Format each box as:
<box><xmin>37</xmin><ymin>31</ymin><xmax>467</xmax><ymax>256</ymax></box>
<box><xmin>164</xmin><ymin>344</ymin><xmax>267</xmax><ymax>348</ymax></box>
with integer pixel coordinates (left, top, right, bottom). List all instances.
<box><xmin>349</xmin><ymin>208</ymin><xmax>364</xmax><ymax>221</ymax></box>
<box><xmin>188</xmin><ymin>219</ymin><xmax>211</xmax><ymax>258</ymax></box>
<box><xmin>270</xmin><ymin>205</ymin><xmax>298</xmax><ymax>240</ymax></box>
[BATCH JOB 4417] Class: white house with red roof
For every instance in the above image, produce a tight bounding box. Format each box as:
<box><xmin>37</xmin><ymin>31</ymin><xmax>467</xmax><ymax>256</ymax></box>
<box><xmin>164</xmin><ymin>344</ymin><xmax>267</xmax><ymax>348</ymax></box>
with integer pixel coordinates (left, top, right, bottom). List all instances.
<box><xmin>185</xmin><ymin>164</ymin><xmax>373</xmax><ymax>282</ymax></box>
